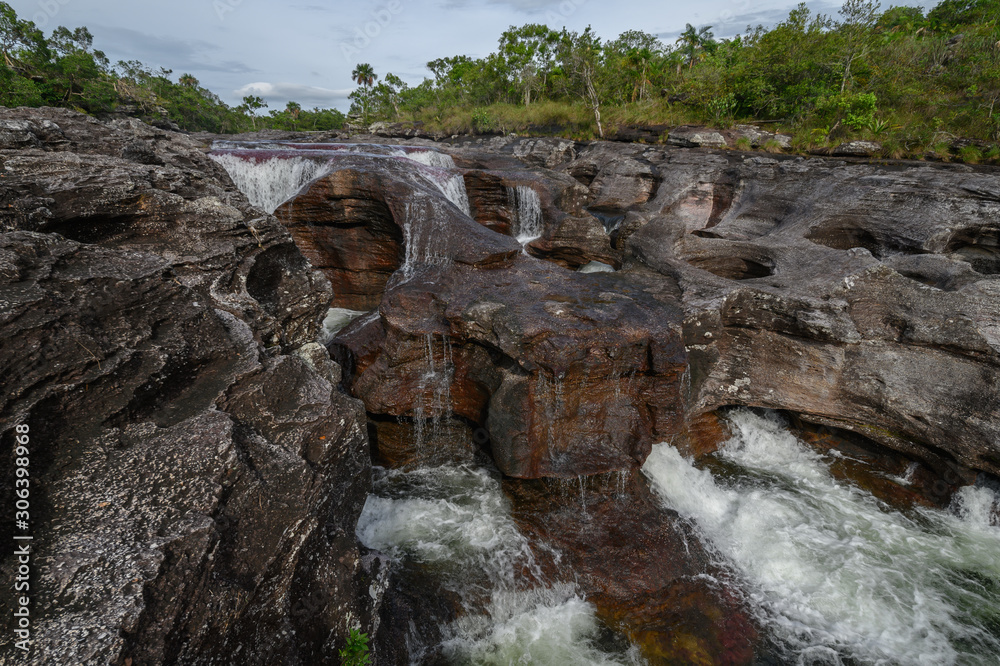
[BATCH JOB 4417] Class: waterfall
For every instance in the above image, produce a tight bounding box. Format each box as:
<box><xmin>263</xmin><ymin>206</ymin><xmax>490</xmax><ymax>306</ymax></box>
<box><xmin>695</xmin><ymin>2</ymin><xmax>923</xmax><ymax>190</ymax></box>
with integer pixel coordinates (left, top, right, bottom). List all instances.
<box><xmin>209</xmin><ymin>152</ymin><xmax>330</xmax><ymax>214</ymax></box>
<box><xmin>211</xmin><ymin>142</ymin><xmax>470</xmax><ymax>216</ymax></box>
<box><xmin>436</xmin><ymin>173</ymin><xmax>471</xmax><ymax>216</ymax></box>
<box><xmin>411</xmin><ymin>333</ymin><xmax>454</xmax><ymax>451</ymax></box>
<box><xmin>642</xmin><ymin>409</ymin><xmax>1000</xmax><ymax>665</ymax></box>
<box><xmin>401</xmin><ymin>202</ymin><xmax>453</xmax><ymax>280</ymax></box>
<box><xmin>507</xmin><ymin>185</ymin><xmax>543</xmax><ymax>244</ymax></box>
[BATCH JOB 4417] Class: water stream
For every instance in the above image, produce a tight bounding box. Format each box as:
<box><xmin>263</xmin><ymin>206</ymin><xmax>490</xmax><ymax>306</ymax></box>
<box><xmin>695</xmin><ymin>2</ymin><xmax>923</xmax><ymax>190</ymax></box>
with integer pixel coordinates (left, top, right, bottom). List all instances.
<box><xmin>643</xmin><ymin>409</ymin><xmax>1000</xmax><ymax>666</ymax></box>
<box><xmin>507</xmin><ymin>185</ymin><xmax>543</xmax><ymax>245</ymax></box>
<box><xmin>356</xmin><ymin>463</ymin><xmax>645</xmax><ymax>665</ymax></box>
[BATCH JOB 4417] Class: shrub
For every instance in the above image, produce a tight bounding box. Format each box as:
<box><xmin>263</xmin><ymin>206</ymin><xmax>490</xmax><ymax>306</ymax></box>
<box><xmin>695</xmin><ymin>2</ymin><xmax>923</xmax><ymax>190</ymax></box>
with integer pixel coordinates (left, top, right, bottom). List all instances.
<box><xmin>339</xmin><ymin>629</ymin><xmax>371</xmax><ymax>666</ymax></box>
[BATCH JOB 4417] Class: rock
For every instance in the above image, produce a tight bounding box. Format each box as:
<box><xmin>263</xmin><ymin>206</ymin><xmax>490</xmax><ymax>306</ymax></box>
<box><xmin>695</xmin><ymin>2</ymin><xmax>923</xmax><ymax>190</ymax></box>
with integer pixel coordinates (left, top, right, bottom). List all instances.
<box><xmin>505</xmin><ymin>472</ymin><xmax>759</xmax><ymax>665</ymax></box>
<box><xmin>832</xmin><ymin>140</ymin><xmax>883</xmax><ymax>157</ymax></box>
<box><xmin>316</xmin><ymin>133</ymin><xmax>1000</xmax><ymax>486</ymax></box>
<box><xmin>511</xmin><ymin>137</ymin><xmax>577</xmax><ymax>168</ymax></box>
<box><xmin>333</xmin><ymin>254</ymin><xmax>687</xmax><ymax>479</ymax></box>
<box><xmin>625</xmin><ymin>151</ymin><xmax>1000</xmax><ymax>480</ymax></box>
<box><xmin>609</xmin><ymin>124</ymin><xmax>669</xmax><ymax>143</ymax></box>
<box><xmin>272</xmin><ymin>153</ymin><xmax>521</xmax><ymax>311</ymax></box>
<box><xmin>667</xmin><ymin>126</ymin><xmax>728</xmax><ymax>148</ymax></box>
<box><xmin>0</xmin><ymin>108</ymin><xmax>377</xmax><ymax>664</ymax></box>
<box><xmin>733</xmin><ymin>124</ymin><xmax>792</xmax><ymax>149</ymax></box>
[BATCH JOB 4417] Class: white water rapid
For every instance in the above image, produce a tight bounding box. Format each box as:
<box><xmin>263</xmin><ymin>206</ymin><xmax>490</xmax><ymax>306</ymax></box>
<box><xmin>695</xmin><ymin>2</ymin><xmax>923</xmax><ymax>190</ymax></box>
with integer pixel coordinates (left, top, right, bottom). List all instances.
<box><xmin>356</xmin><ymin>464</ymin><xmax>646</xmax><ymax>665</ymax></box>
<box><xmin>642</xmin><ymin>409</ymin><xmax>1000</xmax><ymax>666</ymax></box>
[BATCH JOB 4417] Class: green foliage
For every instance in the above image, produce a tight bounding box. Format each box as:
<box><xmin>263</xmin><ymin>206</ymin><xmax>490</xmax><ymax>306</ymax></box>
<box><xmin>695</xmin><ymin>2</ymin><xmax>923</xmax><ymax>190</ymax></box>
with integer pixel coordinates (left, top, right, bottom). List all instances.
<box><xmin>338</xmin><ymin>629</ymin><xmax>371</xmax><ymax>666</ymax></box>
<box><xmin>0</xmin><ymin>1</ymin><xmax>347</xmax><ymax>133</ymax></box>
<box><xmin>2</xmin><ymin>0</ymin><xmax>999</xmax><ymax>151</ymax></box>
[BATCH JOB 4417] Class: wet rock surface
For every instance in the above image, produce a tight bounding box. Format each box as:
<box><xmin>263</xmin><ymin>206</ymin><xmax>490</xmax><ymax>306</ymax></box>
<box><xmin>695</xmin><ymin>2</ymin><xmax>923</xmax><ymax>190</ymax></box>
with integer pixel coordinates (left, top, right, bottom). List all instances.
<box><xmin>0</xmin><ymin>108</ymin><xmax>375</xmax><ymax>664</ymax></box>
<box><xmin>505</xmin><ymin>472</ymin><xmax>758</xmax><ymax>665</ymax></box>
<box><xmin>5</xmin><ymin>105</ymin><xmax>1000</xmax><ymax>665</ymax></box>
<box><xmin>294</xmin><ymin>131</ymin><xmax>1000</xmax><ymax>489</ymax></box>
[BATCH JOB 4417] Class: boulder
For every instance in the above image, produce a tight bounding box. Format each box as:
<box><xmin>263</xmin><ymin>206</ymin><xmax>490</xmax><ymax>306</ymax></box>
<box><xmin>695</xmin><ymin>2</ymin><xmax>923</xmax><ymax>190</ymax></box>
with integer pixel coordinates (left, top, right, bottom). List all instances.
<box><xmin>832</xmin><ymin>140</ymin><xmax>883</xmax><ymax>157</ymax></box>
<box><xmin>667</xmin><ymin>126</ymin><xmax>728</xmax><ymax>148</ymax></box>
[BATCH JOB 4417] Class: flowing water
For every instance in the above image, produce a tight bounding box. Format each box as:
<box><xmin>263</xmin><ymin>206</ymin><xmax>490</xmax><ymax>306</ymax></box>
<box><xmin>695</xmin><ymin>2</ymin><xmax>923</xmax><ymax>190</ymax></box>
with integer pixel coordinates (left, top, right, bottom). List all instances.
<box><xmin>216</xmin><ymin>144</ymin><xmax>1000</xmax><ymax>665</ymax></box>
<box><xmin>356</xmin><ymin>464</ymin><xmax>646</xmax><ymax>665</ymax></box>
<box><xmin>318</xmin><ymin>307</ymin><xmax>369</xmax><ymax>345</ymax></box>
<box><xmin>507</xmin><ymin>185</ymin><xmax>543</xmax><ymax>244</ymax></box>
<box><xmin>210</xmin><ymin>142</ymin><xmax>470</xmax><ymax>215</ymax></box>
<box><xmin>642</xmin><ymin>409</ymin><xmax>1000</xmax><ymax>666</ymax></box>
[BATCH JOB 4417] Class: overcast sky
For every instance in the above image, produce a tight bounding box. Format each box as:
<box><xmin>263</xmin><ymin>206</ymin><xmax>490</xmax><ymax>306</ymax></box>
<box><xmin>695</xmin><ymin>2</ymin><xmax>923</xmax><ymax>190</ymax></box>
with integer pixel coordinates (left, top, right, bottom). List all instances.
<box><xmin>7</xmin><ymin>0</ymin><xmax>933</xmax><ymax>111</ymax></box>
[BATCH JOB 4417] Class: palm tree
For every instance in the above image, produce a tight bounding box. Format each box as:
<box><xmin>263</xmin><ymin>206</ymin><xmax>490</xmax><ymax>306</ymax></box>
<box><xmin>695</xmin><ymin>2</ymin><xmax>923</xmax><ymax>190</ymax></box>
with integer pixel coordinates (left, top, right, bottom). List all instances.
<box><xmin>351</xmin><ymin>63</ymin><xmax>376</xmax><ymax>89</ymax></box>
<box><xmin>178</xmin><ymin>73</ymin><xmax>199</xmax><ymax>88</ymax></box>
<box><xmin>676</xmin><ymin>24</ymin><xmax>714</xmax><ymax>71</ymax></box>
<box><xmin>351</xmin><ymin>63</ymin><xmax>377</xmax><ymax>123</ymax></box>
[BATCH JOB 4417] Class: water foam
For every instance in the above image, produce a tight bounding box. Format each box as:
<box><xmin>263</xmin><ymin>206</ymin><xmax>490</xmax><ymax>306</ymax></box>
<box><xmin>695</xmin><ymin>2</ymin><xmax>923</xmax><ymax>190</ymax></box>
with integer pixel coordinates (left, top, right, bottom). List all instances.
<box><xmin>642</xmin><ymin>409</ymin><xmax>1000</xmax><ymax>665</ymax></box>
<box><xmin>356</xmin><ymin>464</ymin><xmax>643</xmax><ymax>665</ymax></box>
<box><xmin>318</xmin><ymin>307</ymin><xmax>368</xmax><ymax>345</ymax></box>
<box><xmin>209</xmin><ymin>152</ymin><xmax>330</xmax><ymax>214</ymax></box>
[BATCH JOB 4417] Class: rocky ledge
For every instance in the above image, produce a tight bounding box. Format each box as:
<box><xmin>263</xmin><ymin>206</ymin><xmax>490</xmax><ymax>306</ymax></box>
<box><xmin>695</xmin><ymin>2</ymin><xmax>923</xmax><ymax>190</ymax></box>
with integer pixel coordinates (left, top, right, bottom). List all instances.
<box><xmin>288</xmin><ymin>132</ymin><xmax>1000</xmax><ymax>494</ymax></box>
<box><xmin>0</xmin><ymin>108</ymin><xmax>378</xmax><ymax>664</ymax></box>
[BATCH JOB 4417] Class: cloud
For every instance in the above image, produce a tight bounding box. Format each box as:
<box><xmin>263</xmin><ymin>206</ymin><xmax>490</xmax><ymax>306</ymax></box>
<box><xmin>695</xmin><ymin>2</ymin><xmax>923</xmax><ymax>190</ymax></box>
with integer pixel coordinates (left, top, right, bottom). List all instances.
<box><xmin>440</xmin><ymin>0</ymin><xmax>582</xmax><ymax>12</ymax></box>
<box><xmin>234</xmin><ymin>82</ymin><xmax>353</xmax><ymax>107</ymax></box>
<box><xmin>90</xmin><ymin>24</ymin><xmax>256</xmax><ymax>73</ymax></box>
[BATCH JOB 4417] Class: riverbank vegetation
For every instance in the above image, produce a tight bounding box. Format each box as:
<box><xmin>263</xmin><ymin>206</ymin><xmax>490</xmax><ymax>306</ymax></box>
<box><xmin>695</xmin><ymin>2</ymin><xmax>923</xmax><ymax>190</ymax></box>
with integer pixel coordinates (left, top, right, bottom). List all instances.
<box><xmin>352</xmin><ymin>0</ymin><xmax>1000</xmax><ymax>160</ymax></box>
<box><xmin>2</xmin><ymin>0</ymin><xmax>998</xmax><ymax>160</ymax></box>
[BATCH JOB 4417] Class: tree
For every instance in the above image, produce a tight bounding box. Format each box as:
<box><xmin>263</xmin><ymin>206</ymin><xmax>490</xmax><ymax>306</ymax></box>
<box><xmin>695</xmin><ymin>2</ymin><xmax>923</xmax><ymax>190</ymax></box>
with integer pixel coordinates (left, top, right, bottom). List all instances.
<box><xmin>286</xmin><ymin>100</ymin><xmax>301</xmax><ymax>129</ymax></box>
<box><xmin>557</xmin><ymin>27</ymin><xmax>606</xmax><ymax>138</ymax></box>
<box><xmin>837</xmin><ymin>0</ymin><xmax>879</xmax><ymax>92</ymax></box>
<box><xmin>178</xmin><ymin>73</ymin><xmax>199</xmax><ymax>87</ymax></box>
<box><xmin>240</xmin><ymin>94</ymin><xmax>267</xmax><ymax>130</ymax></box>
<box><xmin>605</xmin><ymin>30</ymin><xmax>664</xmax><ymax>103</ymax></box>
<box><xmin>497</xmin><ymin>24</ymin><xmax>560</xmax><ymax>105</ymax></box>
<box><xmin>677</xmin><ymin>23</ymin><xmax>714</xmax><ymax>71</ymax></box>
<box><xmin>351</xmin><ymin>62</ymin><xmax>377</xmax><ymax>122</ymax></box>
<box><xmin>352</xmin><ymin>62</ymin><xmax>376</xmax><ymax>88</ymax></box>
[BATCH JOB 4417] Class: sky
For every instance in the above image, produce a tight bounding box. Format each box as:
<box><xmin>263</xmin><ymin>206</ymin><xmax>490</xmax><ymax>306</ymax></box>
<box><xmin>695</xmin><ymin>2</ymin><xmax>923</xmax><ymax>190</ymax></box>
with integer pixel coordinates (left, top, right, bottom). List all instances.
<box><xmin>7</xmin><ymin>0</ymin><xmax>934</xmax><ymax>111</ymax></box>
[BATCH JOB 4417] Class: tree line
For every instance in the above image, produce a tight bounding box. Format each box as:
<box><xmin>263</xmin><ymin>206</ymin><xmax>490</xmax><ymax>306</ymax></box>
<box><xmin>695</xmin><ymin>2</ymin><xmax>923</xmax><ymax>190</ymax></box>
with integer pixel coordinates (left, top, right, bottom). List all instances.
<box><xmin>0</xmin><ymin>1</ymin><xmax>344</xmax><ymax>133</ymax></box>
<box><xmin>2</xmin><ymin>0</ymin><xmax>999</xmax><ymax>160</ymax></box>
<box><xmin>349</xmin><ymin>0</ymin><xmax>1000</xmax><ymax>159</ymax></box>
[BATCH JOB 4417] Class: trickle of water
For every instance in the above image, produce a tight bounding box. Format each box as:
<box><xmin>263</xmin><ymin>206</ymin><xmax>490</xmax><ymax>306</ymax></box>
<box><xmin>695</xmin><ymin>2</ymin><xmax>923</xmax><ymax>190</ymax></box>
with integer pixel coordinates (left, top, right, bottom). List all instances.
<box><xmin>210</xmin><ymin>152</ymin><xmax>331</xmax><ymax>214</ymax></box>
<box><xmin>409</xmin><ymin>332</ymin><xmax>455</xmax><ymax>451</ymax></box>
<box><xmin>642</xmin><ymin>409</ymin><xmax>1000</xmax><ymax>666</ymax></box>
<box><xmin>507</xmin><ymin>185</ymin><xmax>543</xmax><ymax>244</ymax></box>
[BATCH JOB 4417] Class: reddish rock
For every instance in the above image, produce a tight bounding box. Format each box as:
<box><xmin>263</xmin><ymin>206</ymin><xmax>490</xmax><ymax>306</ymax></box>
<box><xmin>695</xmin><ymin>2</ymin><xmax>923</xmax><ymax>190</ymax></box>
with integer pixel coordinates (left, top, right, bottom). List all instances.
<box><xmin>505</xmin><ymin>472</ymin><xmax>758</xmax><ymax>665</ymax></box>
<box><xmin>334</xmin><ymin>257</ymin><xmax>688</xmax><ymax>478</ymax></box>
<box><xmin>274</xmin><ymin>155</ymin><xmax>521</xmax><ymax>310</ymax></box>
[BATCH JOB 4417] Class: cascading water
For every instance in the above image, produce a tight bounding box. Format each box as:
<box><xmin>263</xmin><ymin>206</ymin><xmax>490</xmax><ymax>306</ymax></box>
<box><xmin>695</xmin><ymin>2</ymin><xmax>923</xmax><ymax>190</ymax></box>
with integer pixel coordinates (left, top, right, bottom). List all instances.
<box><xmin>210</xmin><ymin>141</ymin><xmax>471</xmax><ymax>216</ymax></box>
<box><xmin>356</xmin><ymin>464</ymin><xmax>645</xmax><ymax>665</ymax></box>
<box><xmin>507</xmin><ymin>185</ymin><xmax>543</xmax><ymax>244</ymax></box>
<box><xmin>411</xmin><ymin>333</ymin><xmax>454</xmax><ymax>451</ymax></box>
<box><xmin>209</xmin><ymin>152</ymin><xmax>331</xmax><ymax>214</ymax></box>
<box><xmin>642</xmin><ymin>409</ymin><xmax>1000</xmax><ymax>666</ymax></box>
